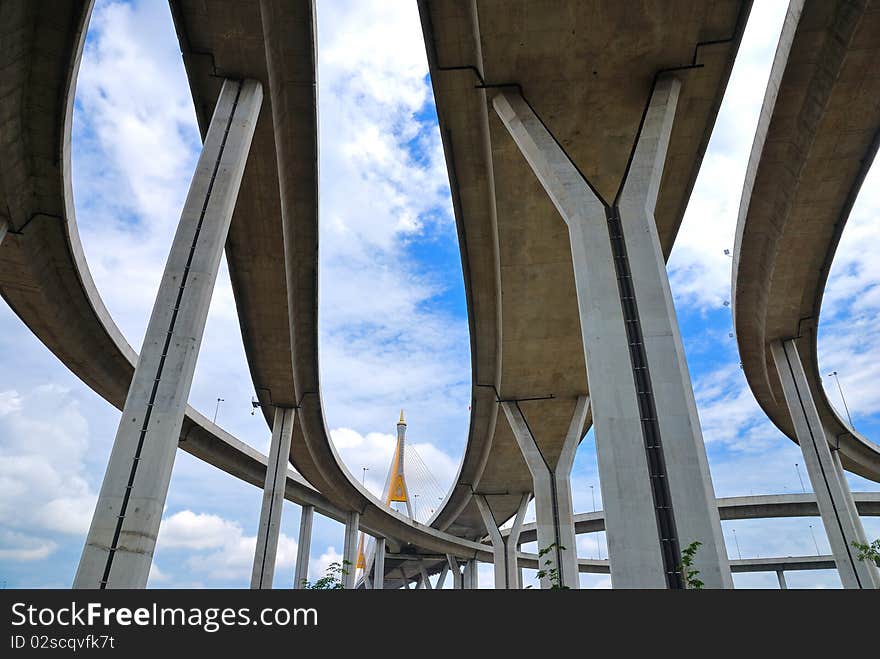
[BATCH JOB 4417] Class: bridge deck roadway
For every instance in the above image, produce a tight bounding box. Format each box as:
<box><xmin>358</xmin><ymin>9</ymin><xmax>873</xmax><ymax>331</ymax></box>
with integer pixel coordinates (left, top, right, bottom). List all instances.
<box><xmin>420</xmin><ymin>0</ymin><xmax>752</xmax><ymax>540</ymax></box>
<box><xmin>733</xmin><ymin>0</ymin><xmax>880</xmax><ymax>480</ymax></box>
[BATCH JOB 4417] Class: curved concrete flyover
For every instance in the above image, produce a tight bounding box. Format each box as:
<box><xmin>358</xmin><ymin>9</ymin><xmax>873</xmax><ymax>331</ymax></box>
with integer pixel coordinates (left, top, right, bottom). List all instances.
<box><xmin>419</xmin><ymin>0</ymin><xmax>753</xmax><ymax>544</ymax></box>
<box><xmin>168</xmin><ymin>0</ymin><xmax>506</xmax><ymax>560</ymax></box>
<box><xmin>732</xmin><ymin>0</ymin><xmax>880</xmax><ymax>481</ymax></box>
<box><xmin>0</xmin><ymin>0</ymin><xmax>354</xmax><ymax>528</ymax></box>
<box><xmin>0</xmin><ymin>0</ymin><xmax>490</xmax><ymax>562</ymax></box>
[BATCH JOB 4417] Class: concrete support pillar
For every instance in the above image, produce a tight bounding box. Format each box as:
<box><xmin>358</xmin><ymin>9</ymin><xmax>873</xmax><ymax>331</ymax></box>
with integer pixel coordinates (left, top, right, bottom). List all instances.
<box><xmin>418</xmin><ymin>562</ymin><xmax>432</xmax><ymax>590</ymax></box>
<box><xmin>501</xmin><ymin>396</ymin><xmax>588</xmax><ymax>589</ymax></box>
<box><xmin>493</xmin><ymin>80</ymin><xmax>731</xmax><ymax>589</ymax></box>
<box><xmin>0</xmin><ymin>219</ymin><xmax>7</xmax><ymax>246</ymax></box>
<box><xmin>342</xmin><ymin>511</ymin><xmax>359</xmax><ymax>589</ymax></box>
<box><xmin>373</xmin><ymin>538</ymin><xmax>385</xmax><ymax>590</ymax></box>
<box><xmin>463</xmin><ymin>559</ymin><xmax>478</xmax><ymax>589</ymax></box>
<box><xmin>74</xmin><ymin>79</ymin><xmax>262</xmax><ymax>589</ymax></box>
<box><xmin>446</xmin><ymin>554</ymin><xmax>463</xmax><ymax>590</ymax></box>
<box><xmin>776</xmin><ymin>570</ymin><xmax>787</xmax><ymax>590</ymax></box>
<box><xmin>436</xmin><ymin>562</ymin><xmax>449</xmax><ymax>589</ymax></box>
<box><xmin>771</xmin><ymin>339</ymin><xmax>880</xmax><ymax>589</ymax></box>
<box><xmin>475</xmin><ymin>493</ymin><xmax>529</xmax><ymax>589</ymax></box>
<box><xmin>250</xmin><ymin>407</ymin><xmax>294</xmax><ymax>589</ymax></box>
<box><xmin>293</xmin><ymin>504</ymin><xmax>313</xmax><ymax>589</ymax></box>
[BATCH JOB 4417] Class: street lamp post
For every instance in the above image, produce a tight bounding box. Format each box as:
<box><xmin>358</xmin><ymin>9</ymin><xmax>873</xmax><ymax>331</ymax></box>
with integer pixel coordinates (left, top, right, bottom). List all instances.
<box><xmin>827</xmin><ymin>370</ymin><xmax>854</xmax><ymax>429</ymax></box>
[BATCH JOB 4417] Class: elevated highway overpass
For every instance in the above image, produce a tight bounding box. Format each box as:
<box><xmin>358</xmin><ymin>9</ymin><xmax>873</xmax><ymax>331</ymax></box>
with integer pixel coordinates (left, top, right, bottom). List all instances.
<box><xmin>733</xmin><ymin>0</ymin><xmax>880</xmax><ymax>588</ymax></box>
<box><xmin>2</xmin><ymin>0</ymin><xmax>879</xmax><ymax>590</ymax></box>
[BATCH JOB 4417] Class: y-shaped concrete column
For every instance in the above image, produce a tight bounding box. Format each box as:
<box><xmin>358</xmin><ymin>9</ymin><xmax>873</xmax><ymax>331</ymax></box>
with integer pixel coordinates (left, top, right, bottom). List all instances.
<box><xmin>293</xmin><ymin>504</ymin><xmax>313</xmax><ymax>588</ymax></box>
<box><xmin>501</xmin><ymin>396</ymin><xmax>588</xmax><ymax>589</ymax></box>
<box><xmin>771</xmin><ymin>339</ymin><xmax>879</xmax><ymax>588</ymax></box>
<box><xmin>74</xmin><ymin>79</ymin><xmax>262</xmax><ymax>589</ymax></box>
<box><xmin>373</xmin><ymin>538</ymin><xmax>386</xmax><ymax>590</ymax></box>
<box><xmin>494</xmin><ymin>80</ymin><xmax>730</xmax><ymax>589</ymax></box>
<box><xmin>418</xmin><ymin>562</ymin><xmax>433</xmax><ymax>589</ymax></box>
<box><xmin>475</xmin><ymin>493</ymin><xmax>529</xmax><ymax>589</ymax></box>
<box><xmin>342</xmin><ymin>511</ymin><xmax>359</xmax><ymax>589</ymax></box>
<box><xmin>446</xmin><ymin>554</ymin><xmax>463</xmax><ymax>589</ymax></box>
<box><xmin>435</xmin><ymin>562</ymin><xmax>450</xmax><ymax>589</ymax></box>
<box><xmin>251</xmin><ymin>407</ymin><xmax>295</xmax><ymax>589</ymax></box>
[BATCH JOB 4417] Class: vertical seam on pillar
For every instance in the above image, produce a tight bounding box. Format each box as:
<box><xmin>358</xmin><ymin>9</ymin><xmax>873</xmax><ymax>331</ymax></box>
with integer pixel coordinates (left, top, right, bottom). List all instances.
<box><xmin>515</xmin><ymin>402</ymin><xmax>567</xmax><ymax>586</ymax></box>
<box><xmin>604</xmin><ymin>204</ymin><xmax>682</xmax><ymax>589</ymax></box>
<box><xmin>782</xmin><ymin>342</ymin><xmax>862</xmax><ymax>586</ymax></box>
<box><xmin>100</xmin><ymin>79</ymin><xmax>244</xmax><ymax>589</ymax></box>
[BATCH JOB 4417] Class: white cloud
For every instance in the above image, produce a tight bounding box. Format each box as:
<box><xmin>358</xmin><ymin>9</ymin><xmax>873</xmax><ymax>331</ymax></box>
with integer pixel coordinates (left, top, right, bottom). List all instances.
<box><xmin>158</xmin><ymin>510</ymin><xmax>244</xmax><ymax>551</ymax></box>
<box><xmin>0</xmin><ymin>531</ymin><xmax>57</xmax><ymax>562</ymax></box>
<box><xmin>0</xmin><ymin>385</ymin><xmax>98</xmax><ymax>552</ymax></box>
<box><xmin>156</xmin><ymin>509</ymin><xmax>298</xmax><ymax>584</ymax></box>
<box><xmin>668</xmin><ymin>1</ymin><xmax>789</xmax><ymax>309</ymax></box>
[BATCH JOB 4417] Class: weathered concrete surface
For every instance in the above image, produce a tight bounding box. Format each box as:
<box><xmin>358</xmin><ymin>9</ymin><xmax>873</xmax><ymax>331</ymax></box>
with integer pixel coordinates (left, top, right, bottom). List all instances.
<box><xmin>0</xmin><ymin>0</ymin><xmax>343</xmax><ymax>527</ymax></box>
<box><xmin>733</xmin><ymin>0</ymin><xmax>880</xmax><ymax>481</ymax></box>
<box><xmin>420</xmin><ymin>0</ymin><xmax>751</xmax><ymax>549</ymax></box>
<box><xmin>76</xmin><ymin>78</ymin><xmax>263</xmax><ymax>589</ymax></box>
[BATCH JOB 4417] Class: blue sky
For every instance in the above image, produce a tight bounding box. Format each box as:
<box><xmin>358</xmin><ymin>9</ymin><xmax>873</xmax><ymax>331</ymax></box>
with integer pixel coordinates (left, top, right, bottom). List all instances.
<box><xmin>1</xmin><ymin>0</ymin><xmax>878</xmax><ymax>589</ymax></box>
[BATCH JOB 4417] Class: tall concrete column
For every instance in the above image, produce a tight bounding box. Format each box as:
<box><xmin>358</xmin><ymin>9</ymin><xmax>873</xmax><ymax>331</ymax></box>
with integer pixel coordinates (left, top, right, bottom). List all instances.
<box><xmin>771</xmin><ymin>339</ymin><xmax>879</xmax><ymax>589</ymax></box>
<box><xmin>446</xmin><ymin>554</ymin><xmax>462</xmax><ymax>590</ymax></box>
<box><xmin>475</xmin><ymin>493</ymin><xmax>529</xmax><ymax>589</ymax></box>
<box><xmin>293</xmin><ymin>504</ymin><xmax>313</xmax><ymax>589</ymax></box>
<box><xmin>373</xmin><ymin>537</ymin><xmax>385</xmax><ymax>590</ymax></box>
<box><xmin>251</xmin><ymin>407</ymin><xmax>295</xmax><ymax>589</ymax></box>
<box><xmin>463</xmin><ymin>559</ymin><xmax>478</xmax><ymax>589</ymax></box>
<box><xmin>0</xmin><ymin>219</ymin><xmax>7</xmax><ymax>246</ymax></box>
<box><xmin>501</xmin><ymin>396</ymin><xmax>588</xmax><ymax>589</ymax></box>
<box><xmin>494</xmin><ymin>80</ymin><xmax>731</xmax><ymax>589</ymax></box>
<box><xmin>342</xmin><ymin>511</ymin><xmax>359</xmax><ymax>589</ymax></box>
<box><xmin>74</xmin><ymin>79</ymin><xmax>262</xmax><ymax>589</ymax></box>
<box><xmin>418</xmin><ymin>562</ymin><xmax>433</xmax><ymax>589</ymax></box>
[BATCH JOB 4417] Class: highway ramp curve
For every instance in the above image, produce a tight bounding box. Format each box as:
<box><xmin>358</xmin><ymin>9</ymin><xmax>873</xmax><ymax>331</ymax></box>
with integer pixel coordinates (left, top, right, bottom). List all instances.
<box><xmin>732</xmin><ymin>0</ymin><xmax>880</xmax><ymax>481</ymax></box>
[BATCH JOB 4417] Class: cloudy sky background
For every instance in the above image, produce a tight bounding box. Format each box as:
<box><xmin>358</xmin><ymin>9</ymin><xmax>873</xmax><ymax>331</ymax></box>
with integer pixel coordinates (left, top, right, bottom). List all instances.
<box><xmin>1</xmin><ymin>0</ymin><xmax>878</xmax><ymax>589</ymax></box>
